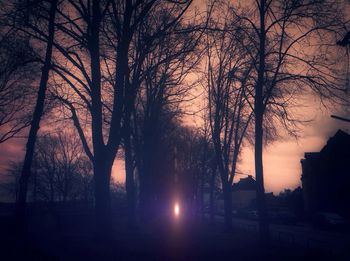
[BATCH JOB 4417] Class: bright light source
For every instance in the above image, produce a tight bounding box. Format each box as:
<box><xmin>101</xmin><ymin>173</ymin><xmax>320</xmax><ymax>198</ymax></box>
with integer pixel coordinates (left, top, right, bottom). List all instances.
<box><xmin>174</xmin><ymin>203</ymin><xmax>180</xmax><ymax>217</ymax></box>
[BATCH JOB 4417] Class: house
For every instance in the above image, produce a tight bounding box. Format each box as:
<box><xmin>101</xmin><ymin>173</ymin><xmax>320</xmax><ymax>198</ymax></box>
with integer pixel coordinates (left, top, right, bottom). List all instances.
<box><xmin>211</xmin><ymin>175</ymin><xmax>257</xmax><ymax>213</ymax></box>
<box><xmin>301</xmin><ymin>129</ymin><xmax>350</xmax><ymax>217</ymax></box>
<box><xmin>214</xmin><ymin>175</ymin><xmax>284</xmax><ymax>213</ymax></box>
<box><xmin>232</xmin><ymin>175</ymin><xmax>256</xmax><ymax>209</ymax></box>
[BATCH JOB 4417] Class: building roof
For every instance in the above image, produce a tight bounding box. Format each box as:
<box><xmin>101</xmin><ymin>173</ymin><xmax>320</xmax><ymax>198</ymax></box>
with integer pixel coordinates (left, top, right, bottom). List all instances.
<box><xmin>320</xmin><ymin>129</ymin><xmax>350</xmax><ymax>155</ymax></box>
<box><xmin>302</xmin><ymin>129</ymin><xmax>350</xmax><ymax>160</ymax></box>
<box><xmin>233</xmin><ymin>175</ymin><xmax>256</xmax><ymax>191</ymax></box>
<box><xmin>301</xmin><ymin>129</ymin><xmax>350</xmax><ymax>183</ymax></box>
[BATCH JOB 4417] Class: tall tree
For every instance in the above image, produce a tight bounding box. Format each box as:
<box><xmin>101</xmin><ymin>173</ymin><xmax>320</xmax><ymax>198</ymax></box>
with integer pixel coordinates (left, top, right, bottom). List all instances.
<box><xmin>205</xmin><ymin>2</ymin><xmax>253</xmax><ymax>230</ymax></box>
<box><xmin>122</xmin><ymin>1</ymin><xmax>200</xmax><ymax>221</ymax></box>
<box><xmin>234</xmin><ymin>0</ymin><xmax>348</xmax><ymax>247</ymax></box>
<box><xmin>120</xmin><ymin>0</ymin><xmax>196</xmax><ymax>225</ymax></box>
<box><xmin>16</xmin><ymin>0</ymin><xmax>58</xmax><ymax>225</ymax></box>
<box><xmin>132</xmin><ymin>41</ymin><xmax>199</xmax><ymax>219</ymax></box>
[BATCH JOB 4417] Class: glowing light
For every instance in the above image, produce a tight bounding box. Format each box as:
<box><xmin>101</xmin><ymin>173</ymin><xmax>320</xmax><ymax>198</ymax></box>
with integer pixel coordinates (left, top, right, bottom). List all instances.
<box><xmin>174</xmin><ymin>203</ymin><xmax>180</xmax><ymax>217</ymax></box>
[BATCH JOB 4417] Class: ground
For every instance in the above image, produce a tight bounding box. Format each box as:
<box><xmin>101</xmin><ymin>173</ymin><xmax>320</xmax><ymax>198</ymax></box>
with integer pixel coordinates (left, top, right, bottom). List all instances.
<box><xmin>1</xmin><ymin>205</ymin><xmax>349</xmax><ymax>260</ymax></box>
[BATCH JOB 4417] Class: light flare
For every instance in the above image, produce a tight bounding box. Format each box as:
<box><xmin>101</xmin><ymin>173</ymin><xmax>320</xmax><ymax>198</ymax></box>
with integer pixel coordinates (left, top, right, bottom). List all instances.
<box><xmin>174</xmin><ymin>203</ymin><xmax>180</xmax><ymax>217</ymax></box>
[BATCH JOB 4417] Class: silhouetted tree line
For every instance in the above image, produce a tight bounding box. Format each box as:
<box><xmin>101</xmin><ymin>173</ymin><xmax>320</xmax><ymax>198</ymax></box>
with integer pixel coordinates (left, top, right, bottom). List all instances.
<box><xmin>3</xmin><ymin>130</ymin><xmax>94</xmax><ymax>203</ymax></box>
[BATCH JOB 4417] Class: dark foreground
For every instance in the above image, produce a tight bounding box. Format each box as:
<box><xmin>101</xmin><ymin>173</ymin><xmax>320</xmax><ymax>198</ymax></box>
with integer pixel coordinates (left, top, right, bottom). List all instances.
<box><xmin>1</xmin><ymin>204</ymin><xmax>349</xmax><ymax>260</ymax></box>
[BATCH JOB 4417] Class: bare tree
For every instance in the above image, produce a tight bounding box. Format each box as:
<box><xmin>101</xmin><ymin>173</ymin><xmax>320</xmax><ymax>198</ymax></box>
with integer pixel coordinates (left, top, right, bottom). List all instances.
<box><xmin>171</xmin><ymin>126</ymin><xmax>216</xmax><ymax>219</ymax></box>
<box><xmin>115</xmin><ymin>1</ymin><xmax>198</xmax><ymax>225</ymax></box>
<box><xmin>233</xmin><ymin>0</ymin><xmax>348</xmax><ymax>246</ymax></box>
<box><xmin>30</xmin><ymin>130</ymin><xmax>93</xmax><ymax>202</ymax></box>
<box><xmin>15</xmin><ymin>0</ymin><xmax>58</xmax><ymax>226</ymax></box>
<box><xmin>204</xmin><ymin>2</ymin><xmax>253</xmax><ymax>230</ymax></box>
<box><xmin>3</xmin><ymin>130</ymin><xmax>94</xmax><ymax>204</ymax></box>
<box><xmin>129</xmin><ymin>9</ymin><xmax>201</xmax><ymax>220</ymax></box>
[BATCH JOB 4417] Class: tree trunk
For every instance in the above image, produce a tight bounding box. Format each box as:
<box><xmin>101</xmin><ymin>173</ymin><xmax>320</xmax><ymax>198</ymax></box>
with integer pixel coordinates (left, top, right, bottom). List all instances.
<box><xmin>124</xmin><ymin>122</ymin><xmax>136</xmax><ymax>228</ymax></box>
<box><xmin>16</xmin><ymin>0</ymin><xmax>58</xmax><ymax>223</ymax></box>
<box><xmin>138</xmin><ymin>131</ymin><xmax>154</xmax><ymax>221</ymax></box>
<box><xmin>50</xmin><ymin>177</ymin><xmax>54</xmax><ymax>202</ymax></box>
<box><xmin>33</xmin><ymin>171</ymin><xmax>37</xmax><ymax>203</ymax></box>
<box><xmin>138</xmin><ymin>158</ymin><xmax>152</xmax><ymax>220</ymax></box>
<box><xmin>255</xmin><ymin>109</ymin><xmax>269</xmax><ymax>246</ymax></box>
<box><xmin>93</xmin><ymin>157</ymin><xmax>113</xmax><ymax>240</ymax></box>
<box><xmin>210</xmin><ymin>169</ymin><xmax>216</xmax><ymax>224</ymax></box>
<box><xmin>215</xmin><ymin>149</ymin><xmax>232</xmax><ymax>231</ymax></box>
<box><xmin>200</xmin><ymin>142</ymin><xmax>208</xmax><ymax>221</ymax></box>
<box><xmin>200</xmin><ymin>170</ymin><xmax>205</xmax><ymax>220</ymax></box>
<box><xmin>255</xmin><ymin>0</ymin><xmax>270</xmax><ymax>249</ymax></box>
<box><xmin>62</xmin><ymin>173</ymin><xmax>67</xmax><ymax>202</ymax></box>
<box><xmin>88</xmin><ymin>0</ymin><xmax>115</xmax><ymax>239</ymax></box>
<box><xmin>223</xmin><ymin>182</ymin><xmax>232</xmax><ymax>231</ymax></box>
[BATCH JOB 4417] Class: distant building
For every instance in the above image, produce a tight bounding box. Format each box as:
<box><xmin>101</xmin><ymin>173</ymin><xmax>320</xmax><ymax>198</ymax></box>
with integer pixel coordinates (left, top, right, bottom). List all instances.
<box><xmin>214</xmin><ymin>175</ymin><xmax>283</xmax><ymax>212</ymax></box>
<box><xmin>301</xmin><ymin>130</ymin><xmax>350</xmax><ymax>217</ymax></box>
<box><xmin>232</xmin><ymin>175</ymin><xmax>256</xmax><ymax>209</ymax></box>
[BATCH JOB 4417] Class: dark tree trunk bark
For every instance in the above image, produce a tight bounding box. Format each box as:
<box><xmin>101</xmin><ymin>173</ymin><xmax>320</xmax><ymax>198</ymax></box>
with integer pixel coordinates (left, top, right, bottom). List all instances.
<box><xmin>124</xmin><ymin>119</ymin><xmax>136</xmax><ymax>228</ymax></box>
<box><xmin>138</xmin><ymin>155</ymin><xmax>152</xmax><ymax>220</ymax></box>
<box><xmin>63</xmin><ymin>171</ymin><xmax>68</xmax><ymax>202</ymax></box>
<box><xmin>255</xmin><ymin>0</ymin><xmax>270</xmax><ymax>249</ymax></box>
<box><xmin>223</xmin><ymin>182</ymin><xmax>232</xmax><ymax>231</ymax></box>
<box><xmin>88</xmin><ymin>0</ymin><xmax>116</xmax><ymax>239</ymax></box>
<box><xmin>138</xmin><ymin>129</ymin><xmax>155</xmax><ymax>221</ymax></box>
<box><xmin>16</xmin><ymin>0</ymin><xmax>58</xmax><ymax>223</ymax></box>
<box><xmin>93</xmin><ymin>156</ymin><xmax>113</xmax><ymax>240</ymax></box>
<box><xmin>200</xmin><ymin>170</ymin><xmax>205</xmax><ymax>220</ymax></box>
<box><xmin>255</xmin><ymin>110</ymin><xmax>269</xmax><ymax>246</ymax></box>
<box><xmin>200</xmin><ymin>142</ymin><xmax>208</xmax><ymax>220</ymax></box>
<box><xmin>33</xmin><ymin>171</ymin><xmax>37</xmax><ymax>203</ymax></box>
<box><xmin>210</xmin><ymin>168</ymin><xmax>216</xmax><ymax>224</ymax></box>
<box><xmin>50</xmin><ymin>178</ymin><xmax>54</xmax><ymax>203</ymax></box>
<box><xmin>215</xmin><ymin>148</ymin><xmax>232</xmax><ymax>231</ymax></box>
